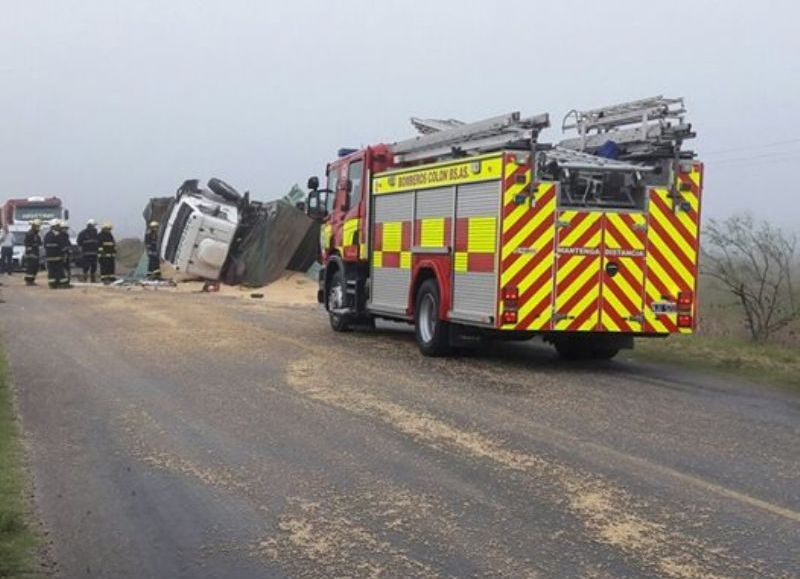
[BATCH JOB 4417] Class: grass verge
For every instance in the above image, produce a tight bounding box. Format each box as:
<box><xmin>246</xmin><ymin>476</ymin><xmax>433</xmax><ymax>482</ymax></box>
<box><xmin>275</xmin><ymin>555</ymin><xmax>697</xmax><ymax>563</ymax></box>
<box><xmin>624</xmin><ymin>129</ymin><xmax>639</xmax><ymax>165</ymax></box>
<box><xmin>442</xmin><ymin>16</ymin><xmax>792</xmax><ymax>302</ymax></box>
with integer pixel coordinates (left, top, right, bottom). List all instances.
<box><xmin>0</xmin><ymin>346</ymin><xmax>40</xmax><ymax>576</ymax></box>
<box><xmin>627</xmin><ymin>334</ymin><xmax>800</xmax><ymax>390</ymax></box>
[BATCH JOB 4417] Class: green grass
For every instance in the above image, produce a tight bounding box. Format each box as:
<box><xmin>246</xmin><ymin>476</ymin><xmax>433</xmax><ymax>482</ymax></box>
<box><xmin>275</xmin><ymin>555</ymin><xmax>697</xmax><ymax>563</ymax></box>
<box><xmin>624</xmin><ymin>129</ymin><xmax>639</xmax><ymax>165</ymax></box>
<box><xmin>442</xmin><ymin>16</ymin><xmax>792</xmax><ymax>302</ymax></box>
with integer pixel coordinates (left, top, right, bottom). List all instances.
<box><xmin>627</xmin><ymin>334</ymin><xmax>800</xmax><ymax>390</ymax></box>
<box><xmin>0</xmin><ymin>347</ymin><xmax>41</xmax><ymax>577</ymax></box>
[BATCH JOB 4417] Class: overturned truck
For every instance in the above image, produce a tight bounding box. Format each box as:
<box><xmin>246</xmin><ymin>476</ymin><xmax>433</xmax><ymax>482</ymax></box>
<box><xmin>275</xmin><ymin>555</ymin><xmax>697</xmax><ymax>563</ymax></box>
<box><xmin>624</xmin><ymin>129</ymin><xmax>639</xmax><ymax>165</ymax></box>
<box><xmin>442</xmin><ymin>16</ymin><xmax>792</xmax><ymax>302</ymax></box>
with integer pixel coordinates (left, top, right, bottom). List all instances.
<box><xmin>160</xmin><ymin>178</ymin><xmax>318</xmax><ymax>286</ymax></box>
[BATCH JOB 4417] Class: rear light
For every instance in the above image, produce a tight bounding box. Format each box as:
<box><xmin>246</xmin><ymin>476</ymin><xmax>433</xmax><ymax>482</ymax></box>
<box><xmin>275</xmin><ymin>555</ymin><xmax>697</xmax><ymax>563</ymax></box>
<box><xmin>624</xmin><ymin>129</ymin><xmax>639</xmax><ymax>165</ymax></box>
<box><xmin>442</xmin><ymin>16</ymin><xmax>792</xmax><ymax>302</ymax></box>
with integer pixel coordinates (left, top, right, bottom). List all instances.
<box><xmin>502</xmin><ymin>286</ymin><xmax>518</xmax><ymax>325</ymax></box>
<box><xmin>502</xmin><ymin>286</ymin><xmax>519</xmax><ymax>301</ymax></box>
<box><xmin>677</xmin><ymin>314</ymin><xmax>692</xmax><ymax>328</ymax></box>
<box><xmin>677</xmin><ymin>291</ymin><xmax>693</xmax><ymax>311</ymax></box>
<box><xmin>502</xmin><ymin>310</ymin><xmax>518</xmax><ymax>324</ymax></box>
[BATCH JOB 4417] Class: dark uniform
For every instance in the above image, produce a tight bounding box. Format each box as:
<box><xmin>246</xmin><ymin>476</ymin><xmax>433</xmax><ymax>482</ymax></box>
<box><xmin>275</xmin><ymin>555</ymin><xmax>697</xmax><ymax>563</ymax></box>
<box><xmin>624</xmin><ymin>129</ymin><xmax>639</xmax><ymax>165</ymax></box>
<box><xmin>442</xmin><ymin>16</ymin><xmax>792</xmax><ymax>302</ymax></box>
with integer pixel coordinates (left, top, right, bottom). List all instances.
<box><xmin>44</xmin><ymin>228</ymin><xmax>69</xmax><ymax>289</ymax></box>
<box><xmin>23</xmin><ymin>226</ymin><xmax>42</xmax><ymax>285</ymax></box>
<box><xmin>77</xmin><ymin>225</ymin><xmax>99</xmax><ymax>282</ymax></box>
<box><xmin>57</xmin><ymin>228</ymin><xmax>72</xmax><ymax>286</ymax></box>
<box><xmin>98</xmin><ymin>228</ymin><xmax>116</xmax><ymax>284</ymax></box>
<box><xmin>145</xmin><ymin>228</ymin><xmax>161</xmax><ymax>279</ymax></box>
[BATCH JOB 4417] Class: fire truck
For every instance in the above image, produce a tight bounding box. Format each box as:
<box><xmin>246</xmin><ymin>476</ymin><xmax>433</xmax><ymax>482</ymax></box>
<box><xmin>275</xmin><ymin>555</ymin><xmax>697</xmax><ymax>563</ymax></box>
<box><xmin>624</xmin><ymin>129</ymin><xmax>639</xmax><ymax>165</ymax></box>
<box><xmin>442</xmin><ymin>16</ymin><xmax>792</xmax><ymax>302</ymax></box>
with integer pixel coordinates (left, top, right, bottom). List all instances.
<box><xmin>306</xmin><ymin>97</ymin><xmax>702</xmax><ymax>358</ymax></box>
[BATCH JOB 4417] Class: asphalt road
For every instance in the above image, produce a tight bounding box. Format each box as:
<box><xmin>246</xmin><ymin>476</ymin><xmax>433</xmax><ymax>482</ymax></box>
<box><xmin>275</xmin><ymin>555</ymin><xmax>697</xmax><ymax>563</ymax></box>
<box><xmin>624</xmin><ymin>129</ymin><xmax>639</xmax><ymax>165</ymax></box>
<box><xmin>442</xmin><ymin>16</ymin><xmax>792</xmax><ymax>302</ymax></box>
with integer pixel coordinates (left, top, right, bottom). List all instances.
<box><xmin>1</xmin><ymin>279</ymin><xmax>798</xmax><ymax>578</ymax></box>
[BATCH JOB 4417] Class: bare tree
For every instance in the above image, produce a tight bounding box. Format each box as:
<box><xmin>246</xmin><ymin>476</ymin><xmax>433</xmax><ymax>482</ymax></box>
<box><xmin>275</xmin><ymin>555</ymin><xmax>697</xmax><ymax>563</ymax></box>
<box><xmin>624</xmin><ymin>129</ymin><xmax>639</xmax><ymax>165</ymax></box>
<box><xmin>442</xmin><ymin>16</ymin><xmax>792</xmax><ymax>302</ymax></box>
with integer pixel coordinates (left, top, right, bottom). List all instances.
<box><xmin>703</xmin><ymin>214</ymin><xmax>799</xmax><ymax>342</ymax></box>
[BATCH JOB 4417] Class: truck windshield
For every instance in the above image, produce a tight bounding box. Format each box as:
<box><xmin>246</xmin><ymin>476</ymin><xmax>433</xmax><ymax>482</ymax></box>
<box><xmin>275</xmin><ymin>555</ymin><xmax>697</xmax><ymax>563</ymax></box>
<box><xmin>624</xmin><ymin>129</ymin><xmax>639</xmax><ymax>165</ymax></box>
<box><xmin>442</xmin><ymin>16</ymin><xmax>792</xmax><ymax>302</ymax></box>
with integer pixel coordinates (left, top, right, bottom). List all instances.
<box><xmin>14</xmin><ymin>206</ymin><xmax>61</xmax><ymax>221</ymax></box>
<box><xmin>12</xmin><ymin>232</ymin><xmax>27</xmax><ymax>244</ymax></box>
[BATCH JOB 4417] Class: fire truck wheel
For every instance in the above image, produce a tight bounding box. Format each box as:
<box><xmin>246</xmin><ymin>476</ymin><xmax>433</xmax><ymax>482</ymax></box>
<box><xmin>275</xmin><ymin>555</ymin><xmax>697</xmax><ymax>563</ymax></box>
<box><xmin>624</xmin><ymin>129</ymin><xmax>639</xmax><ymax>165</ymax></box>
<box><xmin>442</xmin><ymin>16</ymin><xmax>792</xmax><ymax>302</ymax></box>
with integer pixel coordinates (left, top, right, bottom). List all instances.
<box><xmin>327</xmin><ymin>269</ymin><xmax>352</xmax><ymax>332</ymax></box>
<box><xmin>415</xmin><ymin>279</ymin><xmax>451</xmax><ymax>356</ymax></box>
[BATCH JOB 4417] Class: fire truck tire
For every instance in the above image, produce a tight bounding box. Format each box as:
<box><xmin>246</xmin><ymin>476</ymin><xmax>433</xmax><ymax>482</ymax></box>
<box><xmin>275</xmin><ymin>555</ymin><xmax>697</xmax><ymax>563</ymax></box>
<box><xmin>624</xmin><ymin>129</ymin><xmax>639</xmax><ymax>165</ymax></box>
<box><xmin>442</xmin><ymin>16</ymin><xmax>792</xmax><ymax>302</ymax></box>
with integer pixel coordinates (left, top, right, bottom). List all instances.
<box><xmin>415</xmin><ymin>279</ymin><xmax>451</xmax><ymax>357</ymax></box>
<box><xmin>207</xmin><ymin>178</ymin><xmax>242</xmax><ymax>203</ymax></box>
<box><xmin>328</xmin><ymin>269</ymin><xmax>352</xmax><ymax>332</ymax></box>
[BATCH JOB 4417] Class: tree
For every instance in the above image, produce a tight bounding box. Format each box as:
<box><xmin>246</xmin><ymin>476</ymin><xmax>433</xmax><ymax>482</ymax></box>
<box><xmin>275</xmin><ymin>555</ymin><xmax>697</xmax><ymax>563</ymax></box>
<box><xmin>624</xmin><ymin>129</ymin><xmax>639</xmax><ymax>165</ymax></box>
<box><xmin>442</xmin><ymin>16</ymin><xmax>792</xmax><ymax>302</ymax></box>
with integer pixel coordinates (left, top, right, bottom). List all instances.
<box><xmin>703</xmin><ymin>214</ymin><xmax>799</xmax><ymax>342</ymax></box>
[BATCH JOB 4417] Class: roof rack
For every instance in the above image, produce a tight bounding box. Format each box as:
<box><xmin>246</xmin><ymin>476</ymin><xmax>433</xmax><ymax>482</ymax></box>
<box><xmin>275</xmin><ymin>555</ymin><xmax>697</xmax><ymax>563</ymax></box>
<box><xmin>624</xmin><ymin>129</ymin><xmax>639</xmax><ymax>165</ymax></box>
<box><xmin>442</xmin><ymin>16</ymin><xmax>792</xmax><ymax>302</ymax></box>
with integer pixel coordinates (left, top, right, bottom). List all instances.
<box><xmin>558</xmin><ymin>96</ymin><xmax>695</xmax><ymax>160</ymax></box>
<box><xmin>392</xmin><ymin>112</ymin><xmax>550</xmax><ymax>163</ymax></box>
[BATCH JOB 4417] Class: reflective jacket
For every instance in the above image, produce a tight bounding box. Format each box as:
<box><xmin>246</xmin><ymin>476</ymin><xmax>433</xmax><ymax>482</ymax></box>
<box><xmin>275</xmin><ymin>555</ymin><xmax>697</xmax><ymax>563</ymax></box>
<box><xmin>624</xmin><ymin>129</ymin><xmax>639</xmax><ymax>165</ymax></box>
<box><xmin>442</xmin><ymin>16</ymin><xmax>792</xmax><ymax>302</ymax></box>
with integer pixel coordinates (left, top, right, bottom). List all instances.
<box><xmin>44</xmin><ymin>230</ymin><xmax>66</xmax><ymax>262</ymax></box>
<box><xmin>98</xmin><ymin>230</ymin><xmax>116</xmax><ymax>258</ymax></box>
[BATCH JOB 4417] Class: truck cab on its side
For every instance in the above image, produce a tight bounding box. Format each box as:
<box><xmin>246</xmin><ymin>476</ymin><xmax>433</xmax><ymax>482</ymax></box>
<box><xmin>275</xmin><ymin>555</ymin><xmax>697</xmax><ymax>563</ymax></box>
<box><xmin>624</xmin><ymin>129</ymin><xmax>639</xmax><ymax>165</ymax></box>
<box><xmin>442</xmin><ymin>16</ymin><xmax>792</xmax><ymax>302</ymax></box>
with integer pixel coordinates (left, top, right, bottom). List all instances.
<box><xmin>160</xmin><ymin>179</ymin><xmax>242</xmax><ymax>280</ymax></box>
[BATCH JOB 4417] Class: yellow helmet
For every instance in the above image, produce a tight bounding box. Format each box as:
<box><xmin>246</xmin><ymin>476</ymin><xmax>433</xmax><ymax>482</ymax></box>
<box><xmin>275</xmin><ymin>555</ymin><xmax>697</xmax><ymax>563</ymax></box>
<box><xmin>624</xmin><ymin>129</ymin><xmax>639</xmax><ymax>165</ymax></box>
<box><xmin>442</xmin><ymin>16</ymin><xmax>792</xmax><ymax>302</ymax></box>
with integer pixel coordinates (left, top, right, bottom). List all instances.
<box><xmin>102</xmin><ymin>222</ymin><xmax>113</xmax><ymax>230</ymax></box>
<box><xmin>31</xmin><ymin>219</ymin><xmax>42</xmax><ymax>227</ymax></box>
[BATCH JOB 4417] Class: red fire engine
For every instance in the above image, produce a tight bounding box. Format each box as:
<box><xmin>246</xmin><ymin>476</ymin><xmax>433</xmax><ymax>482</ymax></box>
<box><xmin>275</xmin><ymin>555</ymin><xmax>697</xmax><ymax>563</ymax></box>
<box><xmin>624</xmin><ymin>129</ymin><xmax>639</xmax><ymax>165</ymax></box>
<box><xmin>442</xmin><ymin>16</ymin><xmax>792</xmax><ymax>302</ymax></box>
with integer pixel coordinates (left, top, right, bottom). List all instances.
<box><xmin>307</xmin><ymin>97</ymin><xmax>702</xmax><ymax>358</ymax></box>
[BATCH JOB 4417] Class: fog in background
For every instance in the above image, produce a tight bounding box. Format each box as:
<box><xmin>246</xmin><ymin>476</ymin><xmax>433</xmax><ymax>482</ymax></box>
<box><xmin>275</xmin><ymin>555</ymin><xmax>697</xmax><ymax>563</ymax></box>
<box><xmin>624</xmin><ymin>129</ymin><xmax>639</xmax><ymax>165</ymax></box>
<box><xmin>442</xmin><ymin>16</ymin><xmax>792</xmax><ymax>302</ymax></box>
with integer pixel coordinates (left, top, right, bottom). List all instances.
<box><xmin>1</xmin><ymin>0</ymin><xmax>798</xmax><ymax>237</ymax></box>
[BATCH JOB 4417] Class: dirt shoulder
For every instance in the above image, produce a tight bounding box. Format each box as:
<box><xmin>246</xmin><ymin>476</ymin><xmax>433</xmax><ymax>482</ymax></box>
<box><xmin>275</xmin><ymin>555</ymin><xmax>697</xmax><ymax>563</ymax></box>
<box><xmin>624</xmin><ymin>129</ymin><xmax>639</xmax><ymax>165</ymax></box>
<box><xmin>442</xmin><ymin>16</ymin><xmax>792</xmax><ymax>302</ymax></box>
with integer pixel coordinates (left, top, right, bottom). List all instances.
<box><xmin>627</xmin><ymin>334</ymin><xmax>800</xmax><ymax>391</ymax></box>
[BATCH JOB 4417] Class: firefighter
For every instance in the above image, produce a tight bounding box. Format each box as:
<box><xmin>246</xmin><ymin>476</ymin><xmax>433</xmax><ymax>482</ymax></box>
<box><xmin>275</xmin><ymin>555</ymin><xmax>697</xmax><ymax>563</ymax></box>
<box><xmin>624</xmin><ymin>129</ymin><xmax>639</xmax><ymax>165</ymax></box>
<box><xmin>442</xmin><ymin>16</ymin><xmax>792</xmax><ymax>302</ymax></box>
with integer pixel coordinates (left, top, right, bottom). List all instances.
<box><xmin>44</xmin><ymin>220</ymin><xmax>68</xmax><ymax>289</ymax></box>
<box><xmin>23</xmin><ymin>219</ymin><xmax>42</xmax><ymax>286</ymax></box>
<box><xmin>145</xmin><ymin>221</ymin><xmax>161</xmax><ymax>279</ymax></box>
<box><xmin>77</xmin><ymin>219</ymin><xmax>100</xmax><ymax>282</ymax></box>
<box><xmin>58</xmin><ymin>221</ymin><xmax>73</xmax><ymax>287</ymax></box>
<box><xmin>98</xmin><ymin>223</ymin><xmax>116</xmax><ymax>284</ymax></box>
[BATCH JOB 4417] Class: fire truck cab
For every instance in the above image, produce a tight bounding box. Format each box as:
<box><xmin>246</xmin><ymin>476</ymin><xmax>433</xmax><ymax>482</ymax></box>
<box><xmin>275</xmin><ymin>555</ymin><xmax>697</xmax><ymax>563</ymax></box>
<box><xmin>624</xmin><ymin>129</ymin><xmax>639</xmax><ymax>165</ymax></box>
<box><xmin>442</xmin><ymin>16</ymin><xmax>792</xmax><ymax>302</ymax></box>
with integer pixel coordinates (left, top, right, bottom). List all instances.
<box><xmin>308</xmin><ymin>97</ymin><xmax>702</xmax><ymax>358</ymax></box>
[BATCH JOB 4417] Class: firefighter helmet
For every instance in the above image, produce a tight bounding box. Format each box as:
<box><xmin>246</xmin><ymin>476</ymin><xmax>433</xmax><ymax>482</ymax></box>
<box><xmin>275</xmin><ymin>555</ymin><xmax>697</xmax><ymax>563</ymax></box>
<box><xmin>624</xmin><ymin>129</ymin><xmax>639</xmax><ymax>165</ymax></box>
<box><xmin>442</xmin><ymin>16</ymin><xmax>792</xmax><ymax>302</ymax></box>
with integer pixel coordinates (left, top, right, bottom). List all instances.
<box><xmin>87</xmin><ymin>218</ymin><xmax>97</xmax><ymax>226</ymax></box>
<box><xmin>31</xmin><ymin>219</ymin><xmax>42</xmax><ymax>228</ymax></box>
<box><xmin>102</xmin><ymin>222</ymin><xmax>113</xmax><ymax>230</ymax></box>
<box><xmin>50</xmin><ymin>218</ymin><xmax>61</xmax><ymax>228</ymax></box>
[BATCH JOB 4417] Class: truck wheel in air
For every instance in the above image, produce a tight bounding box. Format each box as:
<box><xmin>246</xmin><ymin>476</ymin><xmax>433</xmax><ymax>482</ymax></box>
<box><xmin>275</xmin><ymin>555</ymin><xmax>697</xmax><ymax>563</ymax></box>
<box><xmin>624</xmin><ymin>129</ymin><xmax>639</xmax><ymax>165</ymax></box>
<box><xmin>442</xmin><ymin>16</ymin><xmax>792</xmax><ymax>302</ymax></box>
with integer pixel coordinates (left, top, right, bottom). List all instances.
<box><xmin>327</xmin><ymin>268</ymin><xmax>352</xmax><ymax>332</ymax></box>
<box><xmin>414</xmin><ymin>278</ymin><xmax>451</xmax><ymax>356</ymax></box>
<box><xmin>207</xmin><ymin>178</ymin><xmax>242</xmax><ymax>203</ymax></box>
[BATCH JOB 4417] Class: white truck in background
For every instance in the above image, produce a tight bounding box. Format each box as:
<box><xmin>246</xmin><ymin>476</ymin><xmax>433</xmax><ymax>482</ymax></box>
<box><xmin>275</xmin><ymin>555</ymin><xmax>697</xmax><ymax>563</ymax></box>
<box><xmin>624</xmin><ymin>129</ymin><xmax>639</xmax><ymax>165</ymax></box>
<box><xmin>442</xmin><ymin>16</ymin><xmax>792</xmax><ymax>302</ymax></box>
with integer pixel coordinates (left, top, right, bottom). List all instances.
<box><xmin>1</xmin><ymin>196</ymin><xmax>70</xmax><ymax>271</ymax></box>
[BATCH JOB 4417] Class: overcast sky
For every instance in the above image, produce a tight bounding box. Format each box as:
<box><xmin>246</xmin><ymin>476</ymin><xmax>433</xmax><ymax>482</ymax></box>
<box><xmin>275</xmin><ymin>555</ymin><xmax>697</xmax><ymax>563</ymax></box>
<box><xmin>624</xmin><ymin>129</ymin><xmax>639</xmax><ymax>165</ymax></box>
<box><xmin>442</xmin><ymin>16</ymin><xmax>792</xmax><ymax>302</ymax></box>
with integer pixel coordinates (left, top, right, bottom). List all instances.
<box><xmin>1</xmin><ymin>0</ymin><xmax>798</xmax><ymax>236</ymax></box>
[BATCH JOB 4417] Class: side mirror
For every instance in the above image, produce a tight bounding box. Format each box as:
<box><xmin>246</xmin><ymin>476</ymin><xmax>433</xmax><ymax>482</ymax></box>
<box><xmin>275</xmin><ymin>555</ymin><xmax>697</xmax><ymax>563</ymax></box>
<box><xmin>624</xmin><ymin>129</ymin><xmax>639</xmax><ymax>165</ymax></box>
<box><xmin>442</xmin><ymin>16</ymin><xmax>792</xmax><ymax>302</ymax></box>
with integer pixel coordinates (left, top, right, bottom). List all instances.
<box><xmin>306</xmin><ymin>190</ymin><xmax>328</xmax><ymax>221</ymax></box>
<box><xmin>307</xmin><ymin>176</ymin><xmax>320</xmax><ymax>191</ymax></box>
<box><xmin>64</xmin><ymin>209</ymin><xmax>70</xmax><ymax>220</ymax></box>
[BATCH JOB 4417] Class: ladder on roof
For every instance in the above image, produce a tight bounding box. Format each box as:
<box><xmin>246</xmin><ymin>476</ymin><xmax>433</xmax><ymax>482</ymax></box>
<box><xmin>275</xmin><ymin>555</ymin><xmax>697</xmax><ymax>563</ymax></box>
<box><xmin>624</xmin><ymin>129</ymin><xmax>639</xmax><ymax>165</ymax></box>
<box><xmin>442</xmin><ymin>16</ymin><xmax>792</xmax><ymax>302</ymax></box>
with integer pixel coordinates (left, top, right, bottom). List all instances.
<box><xmin>558</xmin><ymin>95</ymin><xmax>694</xmax><ymax>160</ymax></box>
<box><xmin>392</xmin><ymin>111</ymin><xmax>550</xmax><ymax>163</ymax></box>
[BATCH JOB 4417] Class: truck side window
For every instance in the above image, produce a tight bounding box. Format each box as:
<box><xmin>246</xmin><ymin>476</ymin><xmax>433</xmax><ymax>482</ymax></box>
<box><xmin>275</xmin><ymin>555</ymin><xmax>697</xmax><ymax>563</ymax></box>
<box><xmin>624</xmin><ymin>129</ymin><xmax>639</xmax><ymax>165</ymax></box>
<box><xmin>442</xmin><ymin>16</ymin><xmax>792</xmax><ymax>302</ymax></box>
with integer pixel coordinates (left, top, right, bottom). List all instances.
<box><xmin>326</xmin><ymin>167</ymin><xmax>339</xmax><ymax>213</ymax></box>
<box><xmin>348</xmin><ymin>161</ymin><xmax>364</xmax><ymax>210</ymax></box>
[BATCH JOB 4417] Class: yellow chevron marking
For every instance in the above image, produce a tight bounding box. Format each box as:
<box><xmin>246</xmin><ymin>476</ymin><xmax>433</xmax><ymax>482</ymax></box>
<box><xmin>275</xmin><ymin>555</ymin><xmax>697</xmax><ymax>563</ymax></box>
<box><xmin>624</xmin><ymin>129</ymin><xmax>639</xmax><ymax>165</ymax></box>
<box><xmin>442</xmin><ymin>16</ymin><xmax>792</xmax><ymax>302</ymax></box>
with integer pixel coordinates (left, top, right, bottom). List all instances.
<box><xmin>501</xmin><ymin>228</ymin><xmax>555</xmax><ymax>287</ymax></box>
<box><xmin>502</xmin><ymin>204</ymin><xmax>528</xmax><ymax>233</ymax></box>
<box><xmin>556</xmin><ymin>284</ymin><xmax>599</xmax><ymax>330</ymax></box>
<box><xmin>561</xmin><ymin>213</ymin><xmax>601</xmax><ymax>247</ymax></box>
<box><xmin>517</xmin><ymin>283</ymin><xmax>550</xmax><ymax>323</ymax></box>
<box><xmin>516</xmin><ymin>251</ymin><xmax>554</xmax><ymax>297</ymax></box>
<box><xmin>648</xmin><ymin>227</ymin><xmax>694</xmax><ymax>287</ymax></box>
<box><xmin>467</xmin><ymin>217</ymin><xmax>496</xmax><ymax>253</ymax></box>
<box><xmin>650</xmin><ymin>203</ymin><xmax>696</xmax><ymax>262</ymax></box>
<box><xmin>502</xmin><ymin>203</ymin><xmax>554</xmax><ymax>260</ymax></box>
<box><xmin>607</xmin><ymin>214</ymin><xmax>645</xmax><ymax>249</ymax></box>
<box><xmin>557</xmin><ymin>258</ymin><xmax>599</xmax><ymax>308</ymax></box>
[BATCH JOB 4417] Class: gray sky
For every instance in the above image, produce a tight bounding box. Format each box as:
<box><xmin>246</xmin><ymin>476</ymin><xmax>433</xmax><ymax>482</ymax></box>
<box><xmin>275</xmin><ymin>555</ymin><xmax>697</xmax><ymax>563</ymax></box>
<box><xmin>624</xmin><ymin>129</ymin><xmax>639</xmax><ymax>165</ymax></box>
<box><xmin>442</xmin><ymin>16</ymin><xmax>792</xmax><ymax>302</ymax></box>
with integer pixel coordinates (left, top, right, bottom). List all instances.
<box><xmin>1</xmin><ymin>0</ymin><xmax>799</xmax><ymax>236</ymax></box>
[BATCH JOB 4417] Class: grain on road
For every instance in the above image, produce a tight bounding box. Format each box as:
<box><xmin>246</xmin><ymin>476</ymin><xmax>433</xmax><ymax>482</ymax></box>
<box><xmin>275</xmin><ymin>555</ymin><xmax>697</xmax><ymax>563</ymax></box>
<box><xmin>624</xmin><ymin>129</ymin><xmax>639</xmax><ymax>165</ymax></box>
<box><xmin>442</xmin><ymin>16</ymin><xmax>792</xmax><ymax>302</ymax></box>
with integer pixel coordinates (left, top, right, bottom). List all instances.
<box><xmin>1</xmin><ymin>278</ymin><xmax>798</xmax><ymax>578</ymax></box>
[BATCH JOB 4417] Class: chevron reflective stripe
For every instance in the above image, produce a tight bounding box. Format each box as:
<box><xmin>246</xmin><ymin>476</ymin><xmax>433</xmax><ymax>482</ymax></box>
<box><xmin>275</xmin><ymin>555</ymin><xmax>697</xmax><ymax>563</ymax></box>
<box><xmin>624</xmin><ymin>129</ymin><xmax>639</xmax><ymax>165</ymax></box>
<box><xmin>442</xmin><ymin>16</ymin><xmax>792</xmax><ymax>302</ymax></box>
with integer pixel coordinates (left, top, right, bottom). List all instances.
<box><xmin>644</xmin><ymin>164</ymin><xmax>703</xmax><ymax>334</ymax></box>
<box><xmin>553</xmin><ymin>211</ymin><xmax>603</xmax><ymax>331</ymax></box>
<box><xmin>498</xmin><ymin>154</ymin><xmax>557</xmax><ymax>330</ymax></box>
<box><xmin>600</xmin><ymin>213</ymin><xmax>647</xmax><ymax>332</ymax></box>
<box><xmin>372</xmin><ymin>220</ymin><xmax>411</xmax><ymax>270</ymax></box>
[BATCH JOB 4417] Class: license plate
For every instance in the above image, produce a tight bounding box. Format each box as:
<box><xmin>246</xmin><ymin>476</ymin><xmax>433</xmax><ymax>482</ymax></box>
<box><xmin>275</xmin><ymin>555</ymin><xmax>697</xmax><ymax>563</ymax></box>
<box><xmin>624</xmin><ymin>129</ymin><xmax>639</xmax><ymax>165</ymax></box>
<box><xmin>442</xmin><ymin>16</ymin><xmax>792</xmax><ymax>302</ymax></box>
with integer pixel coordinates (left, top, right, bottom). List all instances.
<box><xmin>651</xmin><ymin>301</ymin><xmax>677</xmax><ymax>314</ymax></box>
